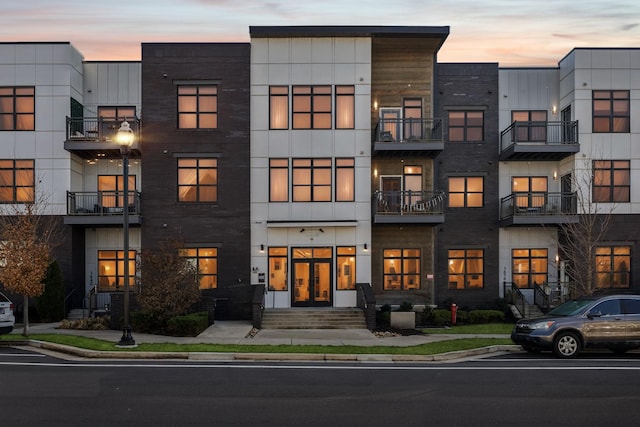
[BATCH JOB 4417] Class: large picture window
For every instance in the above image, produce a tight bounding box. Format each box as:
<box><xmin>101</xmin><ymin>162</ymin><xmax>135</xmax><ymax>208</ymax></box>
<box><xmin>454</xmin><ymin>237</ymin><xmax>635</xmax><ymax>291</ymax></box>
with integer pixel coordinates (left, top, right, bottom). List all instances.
<box><xmin>448</xmin><ymin>177</ymin><xmax>483</xmax><ymax>208</ymax></box>
<box><xmin>0</xmin><ymin>159</ymin><xmax>35</xmax><ymax>203</ymax></box>
<box><xmin>512</xmin><ymin>176</ymin><xmax>547</xmax><ymax>210</ymax></box>
<box><xmin>97</xmin><ymin>250</ymin><xmax>136</xmax><ymax>292</ymax></box>
<box><xmin>448</xmin><ymin>111</ymin><xmax>483</xmax><ymax>142</ymax></box>
<box><xmin>98</xmin><ymin>174</ymin><xmax>137</xmax><ymax>209</ymax></box>
<box><xmin>593</xmin><ymin>160</ymin><xmax>630</xmax><ymax>203</ymax></box>
<box><xmin>178</xmin><ymin>158</ymin><xmax>218</xmax><ymax>203</ymax></box>
<box><xmin>269</xmin><ymin>159</ymin><xmax>289</xmax><ymax>202</ymax></box>
<box><xmin>292</xmin><ymin>86</ymin><xmax>331</xmax><ymax>129</ymax></box>
<box><xmin>448</xmin><ymin>249</ymin><xmax>484</xmax><ymax>289</ymax></box>
<box><xmin>512</xmin><ymin>248</ymin><xmax>548</xmax><ymax>288</ymax></box>
<box><xmin>269</xmin><ymin>86</ymin><xmax>289</xmax><ymax>129</ymax></box>
<box><xmin>595</xmin><ymin>246</ymin><xmax>631</xmax><ymax>289</ymax></box>
<box><xmin>335</xmin><ymin>158</ymin><xmax>355</xmax><ymax>202</ymax></box>
<box><xmin>512</xmin><ymin>110</ymin><xmax>547</xmax><ymax>141</ymax></box>
<box><xmin>0</xmin><ymin>87</ymin><xmax>35</xmax><ymax>131</ymax></box>
<box><xmin>593</xmin><ymin>90</ymin><xmax>629</xmax><ymax>133</ymax></box>
<box><xmin>181</xmin><ymin>247</ymin><xmax>218</xmax><ymax>289</ymax></box>
<box><xmin>178</xmin><ymin>85</ymin><xmax>218</xmax><ymax>129</ymax></box>
<box><xmin>292</xmin><ymin>158</ymin><xmax>331</xmax><ymax>202</ymax></box>
<box><xmin>383</xmin><ymin>249</ymin><xmax>421</xmax><ymax>290</ymax></box>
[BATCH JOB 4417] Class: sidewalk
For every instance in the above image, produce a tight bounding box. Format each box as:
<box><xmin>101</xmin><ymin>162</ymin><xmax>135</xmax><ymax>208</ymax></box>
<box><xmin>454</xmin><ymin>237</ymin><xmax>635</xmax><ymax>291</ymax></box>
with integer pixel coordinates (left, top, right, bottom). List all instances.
<box><xmin>7</xmin><ymin>321</ymin><xmax>517</xmax><ymax>362</ymax></box>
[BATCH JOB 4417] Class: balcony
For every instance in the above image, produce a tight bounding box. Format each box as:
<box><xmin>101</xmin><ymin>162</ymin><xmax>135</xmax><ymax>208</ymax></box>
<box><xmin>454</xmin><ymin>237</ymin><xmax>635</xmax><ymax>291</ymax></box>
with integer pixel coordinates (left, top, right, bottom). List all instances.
<box><xmin>374</xmin><ymin>118</ymin><xmax>443</xmax><ymax>157</ymax></box>
<box><xmin>499</xmin><ymin>192</ymin><xmax>578</xmax><ymax>227</ymax></box>
<box><xmin>64</xmin><ymin>191</ymin><xmax>142</xmax><ymax>226</ymax></box>
<box><xmin>64</xmin><ymin>117</ymin><xmax>141</xmax><ymax>160</ymax></box>
<box><xmin>373</xmin><ymin>190</ymin><xmax>445</xmax><ymax>224</ymax></box>
<box><xmin>499</xmin><ymin>121</ymin><xmax>579</xmax><ymax>161</ymax></box>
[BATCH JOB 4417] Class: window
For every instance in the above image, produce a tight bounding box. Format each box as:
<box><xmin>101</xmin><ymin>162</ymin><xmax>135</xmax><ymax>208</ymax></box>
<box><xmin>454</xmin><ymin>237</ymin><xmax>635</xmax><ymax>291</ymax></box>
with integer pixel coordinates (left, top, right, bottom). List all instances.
<box><xmin>593</xmin><ymin>160</ymin><xmax>630</xmax><ymax>203</ymax></box>
<box><xmin>512</xmin><ymin>249</ymin><xmax>548</xmax><ymax>288</ymax></box>
<box><xmin>335</xmin><ymin>86</ymin><xmax>355</xmax><ymax>129</ymax></box>
<box><xmin>269</xmin><ymin>159</ymin><xmax>289</xmax><ymax>202</ymax></box>
<box><xmin>335</xmin><ymin>158</ymin><xmax>355</xmax><ymax>201</ymax></box>
<box><xmin>593</xmin><ymin>90</ymin><xmax>629</xmax><ymax>133</ymax></box>
<box><xmin>512</xmin><ymin>176</ymin><xmax>547</xmax><ymax>209</ymax></box>
<box><xmin>292</xmin><ymin>158</ymin><xmax>331</xmax><ymax>202</ymax></box>
<box><xmin>97</xmin><ymin>250</ymin><xmax>136</xmax><ymax>292</ymax></box>
<box><xmin>178</xmin><ymin>158</ymin><xmax>218</xmax><ymax>203</ymax></box>
<box><xmin>178</xmin><ymin>86</ymin><xmax>218</xmax><ymax>129</ymax></box>
<box><xmin>448</xmin><ymin>111</ymin><xmax>483</xmax><ymax>142</ymax></box>
<box><xmin>337</xmin><ymin>247</ymin><xmax>356</xmax><ymax>290</ymax></box>
<box><xmin>268</xmin><ymin>247</ymin><xmax>288</xmax><ymax>291</ymax></box>
<box><xmin>0</xmin><ymin>159</ymin><xmax>34</xmax><ymax>203</ymax></box>
<box><xmin>292</xmin><ymin>86</ymin><xmax>331</xmax><ymax>129</ymax></box>
<box><xmin>448</xmin><ymin>177</ymin><xmax>483</xmax><ymax>207</ymax></box>
<box><xmin>181</xmin><ymin>247</ymin><xmax>218</xmax><ymax>289</ymax></box>
<box><xmin>98</xmin><ymin>106</ymin><xmax>136</xmax><ymax>120</ymax></box>
<box><xmin>0</xmin><ymin>87</ymin><xmax>35</xmax><ymax>131</ymax></box>
<box><xmin>98</xmin><ymin>175</ymin><xmax>136</xmax><ymax>209</ymax></box>
<box><xmin>512</xmin><ymin>111</ymin><xmax>547</xmax><ymax>141</ymax></box>
<box><xmin>403</xmin><ymin>98</ymin><xmax>422</xmax><ymax>140</ymax></box>
<box><xmin>596</xmin><ymin>246</ymin><xmax>631</xmax><ymax>289</ymax></box>
<box><xmin>383</xmin><ymin>249</ymin><xmax>421</xmax><ymax>290</ymax></box>
<box><xmin>269</xmin><ymin>86</ymin><xmax>289</xmax><ymax>129</ymax></box>
<box><xmin>448</xmin><ymin>249</ymin><xmax>484</xmax><ymax>289</ymax></box>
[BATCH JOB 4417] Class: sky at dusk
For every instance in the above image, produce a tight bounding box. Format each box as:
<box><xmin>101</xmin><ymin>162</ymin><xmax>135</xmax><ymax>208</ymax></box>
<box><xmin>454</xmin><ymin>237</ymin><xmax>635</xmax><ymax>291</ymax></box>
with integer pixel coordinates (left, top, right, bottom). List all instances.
<box><xmin>2</xmin><ymin>0</ymin><xmax>639</xmax><ymax>66</ymax></box>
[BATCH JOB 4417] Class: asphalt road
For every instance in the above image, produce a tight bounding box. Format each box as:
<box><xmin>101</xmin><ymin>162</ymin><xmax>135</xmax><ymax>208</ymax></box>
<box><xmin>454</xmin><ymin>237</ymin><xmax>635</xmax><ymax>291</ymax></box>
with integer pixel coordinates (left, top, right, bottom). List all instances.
<box><xmin>1</xmin><ymin>347</ymin><xmax>640</xmax><ymax>427</ymax></box>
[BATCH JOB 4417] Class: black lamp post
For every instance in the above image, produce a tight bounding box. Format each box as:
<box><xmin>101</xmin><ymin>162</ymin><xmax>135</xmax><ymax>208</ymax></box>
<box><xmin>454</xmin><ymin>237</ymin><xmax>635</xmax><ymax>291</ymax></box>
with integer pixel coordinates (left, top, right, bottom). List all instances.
<box><xmin>116</xmin><ymin>120</ymin><xmax>135</xmax><ymax>346</ymax></box>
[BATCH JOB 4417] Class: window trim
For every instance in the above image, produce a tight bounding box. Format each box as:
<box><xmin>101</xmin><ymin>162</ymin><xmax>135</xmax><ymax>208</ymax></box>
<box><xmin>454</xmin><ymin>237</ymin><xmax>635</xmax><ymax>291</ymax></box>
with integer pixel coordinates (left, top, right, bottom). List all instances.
<box><xmin>448</xmin><ymin>176</ymin><xmax>484</xmax><ymax>208</ymax></box>
<box><xmin>592</xmin><ymin>160</ymin><xmax>630</xmax><ymax>203</ymax></box>
<box><xmin>292</xmin><ymin>85</ymin><xmax>332</xmax><ymax>130</ymax></box>
<box><xmin>448</xmin><ymin>110</ymin><xmax>484</xmax><ymax>142</ymax></box>
<box><xmin>177</xmin><ymin>85</ymin><xmax>218</xmax><ymax>129</ymax></box>
<box><xmin>292</xmin><ymin>158</ymin><xmax>332</xmax><ymax>202</ymax></box>
<box><xmin>180</xmin><ymin>247</ymin><xmax>218</xmax><ymax>289</ymax></box>
<box><xmin>0</xmin><ymin>159</ymin><xmax>35</xmax><ymax>204</ymax></box>
<box><xmin>97</xmin><ymin>250</ymin><xmax>137</xmax><ymax>292</ymax></box>
<box><xmin>592</xmin><ymin>90</ymin><xmax>630</xmax><ymax>133</ymax></box>
<box><xmin>595</xmin><ymin>246</ymin><xmax>631</xmax><ymax>289</ymax></box>
<box><xmin>335</xmin><ymin>158</ymin><xmax>355</xmax><ymax>202</ymax></box>
<box><xmin>269</xmin><ymin>86</ymin><xmax>289</xmax><ymax>130</ymax></box>
<box><xmin>448</xmin><ymin>249</ymin><xmax>484</xmax><ymax>290</ymax></box>
<box><xmin>383</xmin><ymin>248</ymin><xmax>421</xmax><ymax>291</ymax></box>
<box><xmin>177</xmin><ymin>158</ymin><xmax>218</xmax><ymax>203</ymax></box>
<box><xmin>0</xmin><ymin>86</ymin><xmax>35</xmax><ymax>131</ymax></box>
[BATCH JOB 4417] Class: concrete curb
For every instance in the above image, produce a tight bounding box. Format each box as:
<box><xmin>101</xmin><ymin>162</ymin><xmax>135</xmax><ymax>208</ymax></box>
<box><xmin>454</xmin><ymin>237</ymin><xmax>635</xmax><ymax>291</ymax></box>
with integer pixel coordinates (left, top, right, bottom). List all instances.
<box><xmin>3</xmin><ymin>339</ymin><xmax>522</xmax><ymax>362</ymax></box>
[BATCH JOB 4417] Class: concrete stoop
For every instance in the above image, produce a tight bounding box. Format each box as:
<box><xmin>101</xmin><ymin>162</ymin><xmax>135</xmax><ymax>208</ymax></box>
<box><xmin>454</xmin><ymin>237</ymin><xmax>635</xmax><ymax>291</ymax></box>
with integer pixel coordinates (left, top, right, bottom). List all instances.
<box><xmin>260</xmin><ymin>308</ymin><xmax>367</xmax><ymax>329</ymax></box>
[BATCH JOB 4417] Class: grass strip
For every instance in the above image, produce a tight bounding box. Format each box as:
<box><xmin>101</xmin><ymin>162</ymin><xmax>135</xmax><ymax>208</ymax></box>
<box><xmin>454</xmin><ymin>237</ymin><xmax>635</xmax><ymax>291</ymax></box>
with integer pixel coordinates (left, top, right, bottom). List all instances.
<box><xmin>1</xmin><ymin>333</ymin><xmax>512</xmax><ymax>355</ymax></box>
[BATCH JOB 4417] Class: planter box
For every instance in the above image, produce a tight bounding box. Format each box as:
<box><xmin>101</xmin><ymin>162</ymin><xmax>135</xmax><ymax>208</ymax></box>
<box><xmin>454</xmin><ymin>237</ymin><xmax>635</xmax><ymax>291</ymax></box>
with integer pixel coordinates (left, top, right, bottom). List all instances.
<box><xmin>390</xmin><ymin>311</ymin><xmax>415</xmax><ymax>329</ymax></box>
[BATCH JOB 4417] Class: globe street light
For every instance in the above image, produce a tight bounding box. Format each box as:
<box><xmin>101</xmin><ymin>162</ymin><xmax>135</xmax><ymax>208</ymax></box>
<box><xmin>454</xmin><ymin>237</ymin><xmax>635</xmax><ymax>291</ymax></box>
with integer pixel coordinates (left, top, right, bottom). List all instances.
<box><xmin>115</xmin><ymin>120</ymin><xmax>135</xmax><ymax>346</ymax></box>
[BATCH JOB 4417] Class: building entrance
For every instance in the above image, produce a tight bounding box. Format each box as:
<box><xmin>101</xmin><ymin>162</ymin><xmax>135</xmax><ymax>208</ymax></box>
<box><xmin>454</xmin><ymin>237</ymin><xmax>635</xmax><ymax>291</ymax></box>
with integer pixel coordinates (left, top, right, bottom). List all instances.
<box><xmin>291</xmin><ymin>247</ymin><xmax>332</xmax><ymax>307</ymax></box>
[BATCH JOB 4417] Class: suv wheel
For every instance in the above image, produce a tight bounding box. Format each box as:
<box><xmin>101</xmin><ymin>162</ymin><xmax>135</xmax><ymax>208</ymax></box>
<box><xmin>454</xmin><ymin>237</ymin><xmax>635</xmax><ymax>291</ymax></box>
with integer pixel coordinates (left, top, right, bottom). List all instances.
<box><xmin>553</xmin><ymin>332</ymin><xmax>581</xmax><ymax>358</ymax></box>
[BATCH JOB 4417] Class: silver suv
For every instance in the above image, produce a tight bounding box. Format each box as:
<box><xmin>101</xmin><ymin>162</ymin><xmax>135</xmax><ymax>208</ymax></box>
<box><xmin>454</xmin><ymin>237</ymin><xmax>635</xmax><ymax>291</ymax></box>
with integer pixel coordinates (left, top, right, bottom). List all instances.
<box><xmin>0</xmin><ymin>291</ymin><xmax>15</xmax><ymax>335</ymax></box>
<box><xmin>511</xmin><ymin>294</ymin><xmax>640</xmax><ymax>358</ymax></box>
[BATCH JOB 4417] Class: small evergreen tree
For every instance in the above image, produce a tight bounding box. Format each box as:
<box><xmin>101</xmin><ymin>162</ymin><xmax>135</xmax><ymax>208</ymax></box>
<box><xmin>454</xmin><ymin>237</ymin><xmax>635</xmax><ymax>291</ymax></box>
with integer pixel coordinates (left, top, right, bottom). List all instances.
<box><xmin>37</xmin><ymin>261</ymin><xmax>65</xmax><ymax>322</ymax></box>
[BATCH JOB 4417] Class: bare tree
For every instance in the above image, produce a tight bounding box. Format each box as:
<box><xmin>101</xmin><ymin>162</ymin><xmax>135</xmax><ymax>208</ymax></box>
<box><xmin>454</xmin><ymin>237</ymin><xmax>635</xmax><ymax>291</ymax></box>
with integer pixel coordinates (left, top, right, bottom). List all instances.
<box><xmin>0</xmin><ymin>199</ymin><xmax>64</xmax><ymax>336</ymax></box>
<box><xmin>135</xmin><ymin>239</ymin><xmax>201</xmax><ymax>330</ymax></box>
<box><xmin>557</xmin><ymin>158</ymin><xmax>614</xmax><ymax>297</ymax></box>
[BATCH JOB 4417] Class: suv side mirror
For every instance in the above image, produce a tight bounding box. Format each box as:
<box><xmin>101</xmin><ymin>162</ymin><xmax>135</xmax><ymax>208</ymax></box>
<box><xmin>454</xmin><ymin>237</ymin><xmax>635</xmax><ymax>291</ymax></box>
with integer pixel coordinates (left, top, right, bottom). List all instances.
<box><xmin>587</xmin><ymin>311</ymin><xmax>602</xmax><ymax>319</ymax></box>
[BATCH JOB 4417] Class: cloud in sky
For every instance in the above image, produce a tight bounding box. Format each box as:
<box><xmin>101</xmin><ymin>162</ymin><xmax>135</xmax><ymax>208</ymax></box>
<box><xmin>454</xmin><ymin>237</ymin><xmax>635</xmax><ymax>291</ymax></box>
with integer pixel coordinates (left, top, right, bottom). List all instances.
<box><xmin>1</xmin><ymin>0</ymin><xmax>639</xmax><ymax>65</ymax></box>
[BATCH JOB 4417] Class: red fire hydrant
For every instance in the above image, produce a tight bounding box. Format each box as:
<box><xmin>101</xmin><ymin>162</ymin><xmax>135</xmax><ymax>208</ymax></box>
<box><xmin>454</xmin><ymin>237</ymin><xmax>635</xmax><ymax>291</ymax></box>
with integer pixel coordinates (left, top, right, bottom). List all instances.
<box><xmin>451</xmin><ymin>303</ymin><xmax>457</xmax><ymax>325</ymax></box>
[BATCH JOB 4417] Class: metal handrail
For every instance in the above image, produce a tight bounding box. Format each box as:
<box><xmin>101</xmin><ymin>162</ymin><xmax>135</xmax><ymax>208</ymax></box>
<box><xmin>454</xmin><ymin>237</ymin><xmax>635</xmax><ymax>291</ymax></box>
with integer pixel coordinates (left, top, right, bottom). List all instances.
<box><xmin>500</xmin><ymin>120</ymin><xmax>578</xmax><ymax>152</ymax></box>
<box><xmin>533</xmin><ymin>284</ymin><xmax>549</xmax><ymax>311</ymax></box>
<box><xmin>66</xmin><ymin>116</ymin><xmax>141</xmax><ymax>142</ymax></box>
<box><xmin>375</xmin><ymin>117</ymin><xmax>443</xmax><ymax>143</ymax></box>
<box><xmin>67</xmin><ymin>191</ymin><xmax>142</xmax><ymax>216</ymax></box>
<box><xmin>499</xmin><ymin>192</ymin><xmax>577</xmax><ymax>219</ymax></box>
<box><xmin>505</xmin><ymin>282</ymin><xmax>526</xmax><ymax>318</ymax></box>
<box><xmin>373</xmin><ymin>190</ymin><xmax>445</xmax><ymax>216</ymax></box>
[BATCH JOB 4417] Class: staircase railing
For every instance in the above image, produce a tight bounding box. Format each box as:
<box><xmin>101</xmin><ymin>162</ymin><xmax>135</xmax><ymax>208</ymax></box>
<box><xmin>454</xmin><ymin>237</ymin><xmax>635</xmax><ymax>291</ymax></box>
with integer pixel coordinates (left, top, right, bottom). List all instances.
<box><xmin>356</xmin><ymin>283</ymin><xmax>376</xmax><ymax>329</ymax></box>
<box><xmin>533</xmin><ymin>284</ymin><xmax>550</xmax><ymax>312</ymax></box>
<box><xmin>252</xmin><ymin>284</ymin><xmax>266</xmax><ymax>329</ymax></box>
<box><xmin>505</xmin><ymin>281</ymin><xmax>526</xmax><ymax>318</ymax></box>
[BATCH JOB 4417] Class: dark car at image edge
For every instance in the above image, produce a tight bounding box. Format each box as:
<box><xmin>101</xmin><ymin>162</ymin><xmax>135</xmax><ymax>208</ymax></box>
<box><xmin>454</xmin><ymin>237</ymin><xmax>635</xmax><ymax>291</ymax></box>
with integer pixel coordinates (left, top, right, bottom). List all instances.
<box><xmin>511</xmin><ymin>294</ymin><xmax>640</xmax><ymax>358</ymax></box>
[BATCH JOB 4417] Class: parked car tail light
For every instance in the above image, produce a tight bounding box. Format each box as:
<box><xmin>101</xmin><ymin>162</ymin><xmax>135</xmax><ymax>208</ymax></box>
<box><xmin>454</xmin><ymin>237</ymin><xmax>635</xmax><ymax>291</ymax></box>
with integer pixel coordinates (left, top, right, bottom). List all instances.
<box><xmin>10</xmin><ymin>303</ymin><xmax>13</xmax><ymax>311</ymax></box>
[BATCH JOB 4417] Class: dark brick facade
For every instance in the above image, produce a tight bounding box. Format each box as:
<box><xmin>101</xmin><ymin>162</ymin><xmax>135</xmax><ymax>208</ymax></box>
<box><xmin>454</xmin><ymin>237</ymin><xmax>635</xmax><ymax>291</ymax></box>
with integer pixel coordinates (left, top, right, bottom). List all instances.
<box><xmin>141</xmin><ymin>43</ymin><xmax>252</xmax><ymax>317</ymax></box>
<box><xmin>434</xmin><ymin>63</ymin><xmax>500</xmax><ymax>309</ymax></box>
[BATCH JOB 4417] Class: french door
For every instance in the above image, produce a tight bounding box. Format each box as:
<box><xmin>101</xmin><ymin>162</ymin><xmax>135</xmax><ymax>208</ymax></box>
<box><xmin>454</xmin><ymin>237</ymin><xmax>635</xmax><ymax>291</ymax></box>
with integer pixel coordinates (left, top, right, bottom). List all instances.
<box><xmin>292</xmin><ymin>247</ymin><xmax>332</xmax><ymax>307</ymax></box>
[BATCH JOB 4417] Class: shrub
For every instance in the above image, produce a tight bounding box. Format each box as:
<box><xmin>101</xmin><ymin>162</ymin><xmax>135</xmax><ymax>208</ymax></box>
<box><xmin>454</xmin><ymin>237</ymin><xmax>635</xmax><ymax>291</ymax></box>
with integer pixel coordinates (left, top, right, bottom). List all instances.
<box><xmin>166</xmin><ymin>312</ymin><xmax>209</xmax><ymax>337</ymax></box>
<box><xmin>59</xmin><ymin>316</ymin><xmax>110</xmax><ymax>330</ymax></box>
<box><xmin>468</xmin><ymin>310</ymin><xmax>505</xmax><ymax>324</ymax></box>
<box><xmin>397</xmin><ymin>301</ymin><xmax>414</xmax><ymax>312</ymax></box>
<box><xmin>431</xmin><ymin>309</ymin><xmax>452</xmax><ymax>326</ymax></box>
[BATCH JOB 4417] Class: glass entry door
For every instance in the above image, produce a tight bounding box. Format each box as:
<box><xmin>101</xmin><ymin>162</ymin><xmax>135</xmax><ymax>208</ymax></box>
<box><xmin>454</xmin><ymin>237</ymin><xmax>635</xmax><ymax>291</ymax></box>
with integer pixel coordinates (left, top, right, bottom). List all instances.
<box><xmin>292</xmin><ymin>247</ymin><xmax>332</xmax><ymax>307</ymax></box>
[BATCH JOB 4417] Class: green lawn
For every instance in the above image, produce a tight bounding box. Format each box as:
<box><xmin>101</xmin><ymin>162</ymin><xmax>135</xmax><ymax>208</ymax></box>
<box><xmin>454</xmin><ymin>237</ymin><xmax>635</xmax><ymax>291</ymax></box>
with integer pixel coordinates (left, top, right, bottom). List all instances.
<box><xmin>0</xmin><ymin>333</ymin><xmax>513</xmax><ymax>355</ymax></box>
<box><xmin>422</xmin><ymin>323</ymin><xmax>514</xmax><ymax>335</ymax></box>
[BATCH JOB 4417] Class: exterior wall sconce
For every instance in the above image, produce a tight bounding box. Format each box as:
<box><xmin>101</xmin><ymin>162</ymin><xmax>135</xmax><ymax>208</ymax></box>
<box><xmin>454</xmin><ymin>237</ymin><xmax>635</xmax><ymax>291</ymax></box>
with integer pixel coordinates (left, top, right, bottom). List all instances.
<box><xmin>552</xmin><ymin>105</ymin><xmax>557</xmax><ymax>115</ymax></box>
<box><xmin>553</xmin><ymin>171</ymin><xmax>558</xmax><ymax>180</ymax></box>
<box><xmin>363</xmin><ymin>243</ymin><xmax>368</xmax><ymax>251</ymax></box>
<box><xmin>260</xmin><ymin>244</ymin><xmax>265</xmax><ymax>252</ymax></box>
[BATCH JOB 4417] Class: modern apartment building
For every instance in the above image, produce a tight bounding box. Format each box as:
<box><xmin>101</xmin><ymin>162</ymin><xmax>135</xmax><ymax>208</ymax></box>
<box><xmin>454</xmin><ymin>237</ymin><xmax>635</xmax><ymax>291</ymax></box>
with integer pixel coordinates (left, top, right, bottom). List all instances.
<box><xmin>1</xmin><ymin>33</ymin><xmax>638</xmax><ymax>322</ymax></box>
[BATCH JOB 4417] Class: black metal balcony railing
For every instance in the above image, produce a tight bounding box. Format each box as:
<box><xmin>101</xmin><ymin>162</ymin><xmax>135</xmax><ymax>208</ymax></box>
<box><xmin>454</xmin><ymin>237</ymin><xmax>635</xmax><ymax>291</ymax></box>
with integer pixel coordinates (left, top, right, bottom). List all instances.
<box><xmin>66</xmin><ymin>116</ymin><xmax>141</xmax><ymax>143</ymax></box>
<box><xmin>374</xmin><ymin>190</ymin><xmax>445</xmax><ymax>216</ymax></box>
<box><xmin>375</xmin><ymin>118</ymin><xmax>443</xmax><ymax>144</ymax></box>
<box><xmin>500</xmin><ymin>120</ymin><xmax>578</xmax><ymax>152</ymax></box>
<box><xmin>67</xmin><ymin>191</ymin><xmax>141</xmax><ymax>216</ymax></box>
<box><xmin>500</xmin><ymin>192</ymin><xmax>577</xmax><ymax>219</ymax></box>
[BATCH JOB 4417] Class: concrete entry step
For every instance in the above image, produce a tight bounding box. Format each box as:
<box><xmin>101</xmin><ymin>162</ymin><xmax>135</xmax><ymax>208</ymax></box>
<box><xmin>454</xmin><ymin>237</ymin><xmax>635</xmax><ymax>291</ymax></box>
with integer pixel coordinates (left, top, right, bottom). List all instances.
<box><xmin>260</xmin><ymin>308</ymin><xmax>367</xmax><ymax>329</ymax></box>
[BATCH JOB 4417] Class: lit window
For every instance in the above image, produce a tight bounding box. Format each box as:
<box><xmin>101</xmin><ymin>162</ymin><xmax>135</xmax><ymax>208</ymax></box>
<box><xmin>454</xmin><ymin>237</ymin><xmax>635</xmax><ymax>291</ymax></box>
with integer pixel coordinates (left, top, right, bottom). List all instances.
<box><xmin>335</xmin><ymin>158</ymin><xmax>355</xmax><ymax>202</ymax></box>
<box><xmin>383</xmin><ymin>249</ymin><xmax>421</xmax><ymax>290</ymax></box>
<box><xmin>292</xmin><ymin>158</ymin><xmax>331</xmax><ymax>202</ymax></box>
<box><xmin>595</xmin><ymin>246</ymin><xmax>631</xmax><ymax>289</ymax></box>
<box><xmin>593</xmin><ymin>160</ymin><xmax>630</xmax><ymax>203</ymax></box>
<box><xmin>178</xmin><ymin>86</ymin><xmax>218</xmax><ymax>129</ymax></box>
<box><xmin>181</xmin><ymin>247</ymin><xmax>218</xmax><ymax>289</ymax></box>
<box><xmin>0</xmin><ymin>159</ymin><xmax>35</xmax><ymax>203</ymax></box>
<box><xmin>268</xmin><ymin>247</ymin><xmax>288</xmax><ymax>291</ymax></box>
<box><xmin>269</xmin><ymin>86</ymin><xmax>289</xmax><ymax>129</ymax></box>
<box><xmin>97</xmin><ymin>250</ymin><xmax>137</xmax><ymax>292</ymax></box>
<box><xmin>448</xmin><ymin>177</ymin><xmax>483</xmax><ymax>208</ymax></box>
<box><xmin>335</xmin><ymin>86</ymin><xmax>355</xmax><ymax>129</ymax></box>
<box><xmin>0</xmin><ymin>87</ymin><xmax>34</xmax><ymax>131</ymax></box>
<box><xmin>512</xmin><ymin>177</ymin><xmax>547</xmax><ymax>209</ymax></box>
<box><xmin>178</xmin><ymin>158</ymin><xmax>218</xmax><ymax>203</ymax></box>
<box><xmin>448</xmin><ymin>111</ymin><xmax>483</xmax><ymax>142</ymax></box>
<box><xmin>593</xmin><ymin>90</ymin><xmax>629</xmax><ymax>133</ymax></box>
<box><xmin>337</xmin><ymin>247</ymin><xmax>356</xmax><ymax>290</ymax></box>
<box><xmin>512</xmin><ymin>110</ymin><xmax>547</xmax><ymax>141</ymax></box>
<box><xmin>269</xmin><ymin>159</ymin><xmax>289</xmax><ymax>202</ymax></box>
<box><xmin>448</xmin><ymin>249</ymin><xmax>484</xmax><ymax>289</ymax></box>
<box><xmin>512</xmin><ymin>249</ymin><xmax>548</xmax><ymax>288</ymax></box>
<box><xmin>292</xmin><ymin>86</ymin><xmax>331</xmax><ymax>129</ymax></box>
